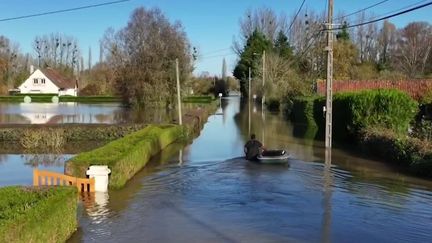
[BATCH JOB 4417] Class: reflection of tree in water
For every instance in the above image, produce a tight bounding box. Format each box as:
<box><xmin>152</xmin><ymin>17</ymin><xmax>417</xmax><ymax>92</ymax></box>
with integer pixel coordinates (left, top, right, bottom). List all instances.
<box><xmin>21</xmin><ymin>153</ymin><xmax>66</xmax><ymax>167</ymax></box>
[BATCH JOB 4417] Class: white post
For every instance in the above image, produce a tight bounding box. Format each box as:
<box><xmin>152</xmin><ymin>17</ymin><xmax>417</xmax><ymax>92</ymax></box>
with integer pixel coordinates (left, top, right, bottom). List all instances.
<box><xmin>86</xmin><ymin>165</ymin><xmax>111</xmax><ymax>192</ymax></box>
<box><xmin>176</xmin><ymin>58</ymin><xmax>183</xmax><ymax>125</ymax></box>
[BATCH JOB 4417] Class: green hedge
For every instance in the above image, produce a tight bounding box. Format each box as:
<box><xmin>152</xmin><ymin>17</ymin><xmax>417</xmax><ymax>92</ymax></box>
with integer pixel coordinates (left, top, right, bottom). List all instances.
<box><xmin>290</xmin><ymin>96</ymin><xmax>318</xmax><ymax>127</ymax></box>
<box><xmin>67</xmin><ymin>124</ymin><xmax>184</xmax><ymax>189</ymax></box>
<box><xmin>0</xmin><ymin>124</ymin><xmax>147</xmax><ymax>142</ymax></box>
<box><xmin>314</xmin><ymin>90</ymin><xmax>418</xmax><ymax>139</ymax></box>
<box><xmin>0</xmin><ymin>186</ymin><xmax>77</xmax><ymax>242</ymax></box>
<box><xmin>182</xmin><ymin>95</ymin><xmax>214</xmax><ymax>103</ymax></box>
<box><xmin>0</xmin><ymin>95</ymin><xmax>121</xmax><ymax>103</ymax></box>
<box><xmin>360</xmin><ymin>128</ymin><xmax>432</xmax><ymax>177</ymax></box>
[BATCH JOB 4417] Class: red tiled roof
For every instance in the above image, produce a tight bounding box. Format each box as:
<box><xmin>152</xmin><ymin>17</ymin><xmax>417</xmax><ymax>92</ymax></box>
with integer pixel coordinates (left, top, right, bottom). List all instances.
<box><xmin>41</xmin><ymin>68</ymin><xmax>77</xmax><ymax>89</ymax></box>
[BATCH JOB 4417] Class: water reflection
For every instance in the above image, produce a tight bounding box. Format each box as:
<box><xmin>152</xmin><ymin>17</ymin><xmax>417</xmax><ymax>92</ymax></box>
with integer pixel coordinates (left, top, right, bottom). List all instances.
<box><xmin>0</xmin><ymin>102</ymin><xmax>129</xmax><ymax>124</ymax></box>
<box><xmin>0</xmin><ymin>153</ymin><xmax>71</xmax><ymax>186</ymax></box>
<box><xmin>22</xmin><ymin>153</ymin><xmax>65</xmax><ymax>167</ymax></box>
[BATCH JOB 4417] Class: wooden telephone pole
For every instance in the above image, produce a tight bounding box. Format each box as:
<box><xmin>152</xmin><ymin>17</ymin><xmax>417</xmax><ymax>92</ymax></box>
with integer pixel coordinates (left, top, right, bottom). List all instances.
<box><xmin>175</xmin><ymin>58</ymin><xmax>182</xmax><ymax>125</ymax></box>
<box><xmin>325</xmin><ymin>0</ymin><xmax>334</xmax><ymax>148</ymax></box>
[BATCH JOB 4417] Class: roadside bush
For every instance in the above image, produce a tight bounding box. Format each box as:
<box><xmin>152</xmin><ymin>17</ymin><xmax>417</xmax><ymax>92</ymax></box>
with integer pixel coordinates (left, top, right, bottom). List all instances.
<box><xmin>290</xmin><ymin>96</ymin><xmax>318</xmax><ymax>127</ymax></box>
<box><xmin>314</xmin><ymin>89</ymin><xmax>418</xmax><ymax>140</ymax></box>
<box><xmin>182</xmin><ymin>95</ymin><xmax>214</xmax><ymax>103</ymax></box>
<box><xmin>0</xmin><ymin>186</ymin><xmax>77</xmax><ymax>242</ymax></box>
<box><xmin>19</xmin><ymin>128</ymin><xmax>65</xmax><ymax>150</ymax></box>
<box><xmin>79</xmin><ymin>84</ymin><xmax>102</xmax><ymax>96</ymax></box>
<box><xmin>360</xmin><ymin>127</ymin><xmax>432</xmax><ymax>177</ymax></box>
<box><xmin>266</xmin><ymin>97</ymin><xmax>280</xmax><ymax>111</ymax></box>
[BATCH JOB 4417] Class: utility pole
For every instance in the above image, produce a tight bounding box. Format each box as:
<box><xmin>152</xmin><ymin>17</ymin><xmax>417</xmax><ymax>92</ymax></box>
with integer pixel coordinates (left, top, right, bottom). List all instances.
<box><xmin>175</xmin><ymin>58</ymin><xmax>182</xmax><ymax>125</ymax></box>
<box><xmin>248</xmin><ymin>67</ymin><xmax>251</xmax><ymax>136</ymax></box>
<box><xmin>262</xmin><ymin>50</ymin><xmax>266</xmax><ymax>145</ymax></box>
<box><xmin>262</xmin><ymin>50</ymin><xmax>266</xmax><ymax>106</ymax></box>
<box><xmin>325</xmin><ymin>0</ymin><xmax>334</xmax><ymax>149</ymax></box>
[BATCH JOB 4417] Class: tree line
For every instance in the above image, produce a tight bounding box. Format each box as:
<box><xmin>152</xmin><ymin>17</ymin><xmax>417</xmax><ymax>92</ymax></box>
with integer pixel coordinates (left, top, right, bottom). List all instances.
<box><xmin>0</xmin><ymin>7</ymin><xmax>193</xmax><ymax>108</ymax></box>
<box><xmin>233</xmin><ymin>8</ymin><xmax>432</xmax><ymax>107</ymax></box>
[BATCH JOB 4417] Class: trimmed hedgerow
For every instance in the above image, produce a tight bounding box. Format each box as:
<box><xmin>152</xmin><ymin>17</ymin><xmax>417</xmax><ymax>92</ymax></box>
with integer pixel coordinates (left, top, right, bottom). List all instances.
<box><xmin>182</xmin><ymin>95</ymin><xmax>215</xmax><ymax>103</ymax></box>
<box><xmin>0</xmin><ymin>186</ymin><xmax>77</xmax><ymax>243</ymax></box>
<box><xmin>0</xmin><ymin>95</ymin><xmax>121</xmax><ymax>103</ymax></box>
<box><xmin>313</xmin><ymin>89</ymin><xmax>418</xmax><ymax>140</ymax></box>
<box><xmin>66</xmin><ymin>125</ymin><xmax>184</xmax><ymax>189</ymax></box>
<box><xmin>0</xmin><ymin>124</ymin><xmax>147</xmax><ymax>142</ymax></box>
<box><xmin>290</xmin><ymin>96</ymin><xmax>318</xmax><ymax>127</ymax></box>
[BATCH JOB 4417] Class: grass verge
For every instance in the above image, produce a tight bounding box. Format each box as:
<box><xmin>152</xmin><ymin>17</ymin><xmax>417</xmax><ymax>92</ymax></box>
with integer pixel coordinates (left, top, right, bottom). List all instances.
<box><xmin>0</xmin><ymin>186</ymin><xmax>77</xmax><ymax>243</ymax></box>
<box><xmin>66</xmin><ymin>124</ymin><xmax>184</xmax><ymax>189</ymax></box>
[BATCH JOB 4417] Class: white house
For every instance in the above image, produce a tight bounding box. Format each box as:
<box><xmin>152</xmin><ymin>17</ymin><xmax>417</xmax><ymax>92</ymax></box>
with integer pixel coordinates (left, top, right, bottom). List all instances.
<box><xmin>18</xmin><ymin>67</ymin><xmax>78</xmax><ymax>96</ymax></box>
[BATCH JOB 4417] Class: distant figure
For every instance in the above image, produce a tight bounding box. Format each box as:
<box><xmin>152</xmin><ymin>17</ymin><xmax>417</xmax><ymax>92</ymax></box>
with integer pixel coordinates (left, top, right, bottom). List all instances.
<box><xmin>244</xmin><ymin>134</ymin><xmax>264</xmax><ymax>161</ymax></box>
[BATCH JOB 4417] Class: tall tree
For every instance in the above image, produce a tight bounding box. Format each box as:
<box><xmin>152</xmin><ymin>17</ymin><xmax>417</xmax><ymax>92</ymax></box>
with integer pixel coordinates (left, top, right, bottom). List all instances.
<box><xmin>99</xmin><ymin>41</ymin><xmax>104</xmax><ymax>64</ymax></box>
<box><xmin>33</xmin><ymin>33</ymin><xmax>81</xmax><ymax>74</ymax></box>
<box><xmin>333</xmin><ymin>38</ymin><xmax>359</xmax><ymax>80</ymax></box>
<box><xmin>336</xmin><ymin>23</ymin><xmax>350</xmax><ymax>41</ymax></box>
<box><xmin>103</xmin><ymin>7</ymin><xmax>192</xmax><ymax>106</ymax></box>
<box><xmin>393</xmin><ymin>22</ymin><xmax>432</xmax><ymax>77</ymax></box>
<box><xmin>88</xmin><ymin>46</ymin><xmax>92</xmax><ymax>71</ymax></box>
<box><xmin>233</xmin><ymin>30</ymin><xmax>272</xmax><ymax>97</ymax></box>
<box><xmin>274</xmin><ymin>31</ymin><xmax>293</xmax><ymax>59</ymax></box>
<box><xmin>377</xmin><ymin>20</ymin><xmax>397</xmax><ymax>70</ymax></box>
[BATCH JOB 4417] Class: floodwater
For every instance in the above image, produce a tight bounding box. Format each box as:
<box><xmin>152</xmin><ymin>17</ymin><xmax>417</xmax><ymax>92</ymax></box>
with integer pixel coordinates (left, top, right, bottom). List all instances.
<box><xmin>67</xmin><ymin>97</ymin><xmax>432</xmax><ymax>243</ymax></box>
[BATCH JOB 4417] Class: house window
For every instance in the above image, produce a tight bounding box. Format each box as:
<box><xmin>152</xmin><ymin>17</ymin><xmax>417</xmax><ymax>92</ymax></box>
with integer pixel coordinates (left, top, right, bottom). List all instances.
<box><xmin>41</xmin><ymin>78</ymin><xmax>46</xmax><ymax>84</ymax></box>
<box><xmin>33</xmin><ymin>78</ymin><xmax>38</xmax><ymax>84</ymax></box>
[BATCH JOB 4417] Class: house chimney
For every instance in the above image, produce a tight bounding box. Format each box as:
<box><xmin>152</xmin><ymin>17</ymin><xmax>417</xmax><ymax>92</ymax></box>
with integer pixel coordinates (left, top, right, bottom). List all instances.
<box><xmin>30</xmin><ymin>65</ymin><xmax>34</xmax><ymax>74</ymax></box>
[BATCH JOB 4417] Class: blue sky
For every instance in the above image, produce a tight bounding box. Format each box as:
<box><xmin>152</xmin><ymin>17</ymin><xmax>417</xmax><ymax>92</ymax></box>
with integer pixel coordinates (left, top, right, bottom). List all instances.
<box><xmin>0</xmin><ymin>0</ymin><xmax>430</xmax><ymax>76</ymax></box>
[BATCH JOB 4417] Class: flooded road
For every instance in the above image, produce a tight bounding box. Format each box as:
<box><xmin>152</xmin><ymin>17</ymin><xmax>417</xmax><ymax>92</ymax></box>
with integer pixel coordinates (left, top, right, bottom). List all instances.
<box><xmin>69</xmin><ymin>97</ymin><xmax>432</xmax><ymax>242</ymax></box>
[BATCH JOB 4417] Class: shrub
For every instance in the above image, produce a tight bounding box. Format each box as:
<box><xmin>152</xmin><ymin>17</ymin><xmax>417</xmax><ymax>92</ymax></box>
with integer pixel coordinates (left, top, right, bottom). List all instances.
<box><xmin>0</xmin><ymin>186</ymin><xmax>77</xmax><ymax>242</ymax></box>
<box><xmin>360</xmin><ymin>127</ymin><xmax>432</xmax><ymax>177</ymax></box>
<box><xmin>290</xmin><ymin>96</ymin><xmax>318</xmax><ymax>127</ymax></box>
<box><xmin>313</xmin><ymin>89</ymin><xmax>418</xmax><ymax>140</ymax></box>
<box><xmin>182</xmin><ymin>95</ymin><xmax>214</xmax><ymax>103</ymax></box>
<box><xmin>19</xmin><ymin>128</ymin><xmax>65</xmax><ymax>150</ymax></box>
<box><xmin>265</xmin><ymin>97</ymin><xmax>280</xmax><ymax>111</ymax></box>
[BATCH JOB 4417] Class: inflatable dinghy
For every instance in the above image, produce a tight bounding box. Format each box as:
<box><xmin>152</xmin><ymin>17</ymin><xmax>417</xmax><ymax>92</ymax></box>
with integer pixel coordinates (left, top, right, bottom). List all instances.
<box><xmin>257</xmin><ymin>150</ymin><xmax>290</xmax><ymax>164</ymax></box>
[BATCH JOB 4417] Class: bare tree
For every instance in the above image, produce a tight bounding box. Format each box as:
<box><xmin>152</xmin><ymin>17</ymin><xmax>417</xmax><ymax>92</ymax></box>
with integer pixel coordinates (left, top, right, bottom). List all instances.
<box><xmin>234</xmin><ymin>7</ymin><xmax>288</xmax><ymax>54</ymax></box>
<box><xmin>103</xmin><ymin>7</ymin><xmax>193</xmax><ymax>106</ymax></box>
<box><xmin>353</xmin><ymin>12</ymin><xmax>378</xmax><ymax>63</ymax></box>
<box><xmin>33</xmin><ymin>33</ymin><xmax>81</xmax><ymax>71</ymax></box>
<box><xmin>393</xmin><ymin>22</ymin><xmax>432</xmax><ymax>77</ymax></box>
<box><xmin>377</xmin><ymin>20</ymin><xmax>397</xmax><ymax>67</ymax></box>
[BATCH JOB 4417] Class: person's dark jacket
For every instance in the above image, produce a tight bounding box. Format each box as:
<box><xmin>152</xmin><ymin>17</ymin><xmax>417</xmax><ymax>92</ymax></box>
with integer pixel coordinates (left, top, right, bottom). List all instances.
<box><xmin>244</xmin><ymin>139</ymin><xmax>263</xmax><ymax>160</ymax></box>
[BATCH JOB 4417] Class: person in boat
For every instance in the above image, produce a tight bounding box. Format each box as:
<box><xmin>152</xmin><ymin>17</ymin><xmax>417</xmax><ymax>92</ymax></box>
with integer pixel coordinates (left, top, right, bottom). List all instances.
<box><xmin>244</xmin><ymin>134</ymin><xmax>264</xmax><ymax>161</ymax></box>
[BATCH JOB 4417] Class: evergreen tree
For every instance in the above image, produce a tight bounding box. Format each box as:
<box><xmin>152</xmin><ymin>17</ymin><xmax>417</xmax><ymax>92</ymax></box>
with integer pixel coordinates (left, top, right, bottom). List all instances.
<box><xmin>233</xmin><ymin>30</ymin><xmax>272</xmax><ymax>97</ymax></box>
<box><xmin>336</xmin><ymin>22</ymin><xmax>350</xmax><ymax>41</ymax></box>
<box><xmin>274</xmin><ymin>31</ymin><xmax>293</xmax><ymax>59</ymax></box>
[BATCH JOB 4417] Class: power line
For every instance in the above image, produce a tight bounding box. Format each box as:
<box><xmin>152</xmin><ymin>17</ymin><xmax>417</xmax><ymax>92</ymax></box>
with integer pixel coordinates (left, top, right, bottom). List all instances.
<box><xmin>0</xmin><ymin>0</ymin><xmax>130</xmax><ymax>22</ymax></box>
<box><xmin>330</xmin><ymin>0</ymin><xmax>432</xmax><ymax>31</ymax></box>
<box><xmin>288</xmin><ymin>0</ymin><xmax>307</xmax><ymax>32</ymax></box>
<box><xmin>366</xmin><ymin>0</ymin><xmax>429</xmax><ymax>21</ymax></box>
<box><xmin>334</xmin><ymin>0</ymin><xmax>390</xmax><ymax>21</ymax></box>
